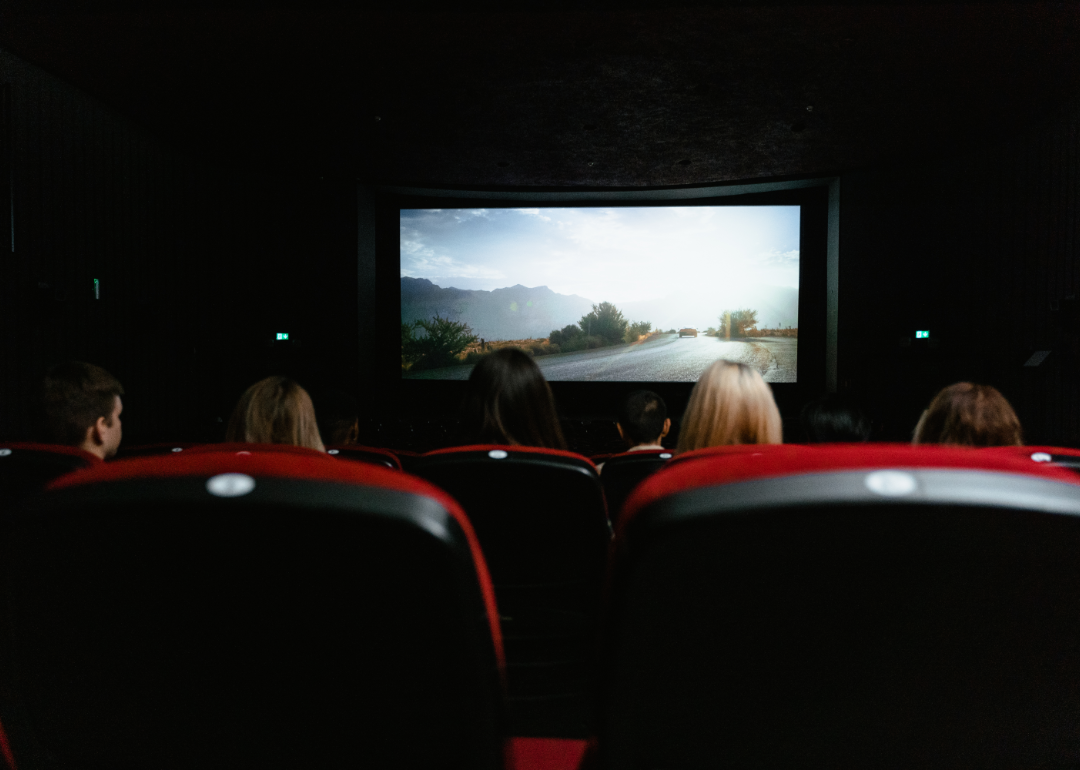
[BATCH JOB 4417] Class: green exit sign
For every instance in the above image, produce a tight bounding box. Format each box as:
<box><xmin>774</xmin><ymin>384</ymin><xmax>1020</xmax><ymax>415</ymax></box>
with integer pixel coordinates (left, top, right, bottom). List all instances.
<box><xmin>276</xmin><ymin>333</ymin><xmax>289</xmax><ymax>341</ymax></box>
<box><xmin>915</xmin><ymin>330</ymin><xmax>929</xmax><ymax>339</ymax></box>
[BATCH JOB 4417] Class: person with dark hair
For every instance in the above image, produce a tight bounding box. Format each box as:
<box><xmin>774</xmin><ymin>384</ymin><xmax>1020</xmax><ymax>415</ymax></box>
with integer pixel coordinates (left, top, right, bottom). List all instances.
<box><xmin>40</xmin><ymin>361</ymin><xmax>125</xmax><ymax>460</ymax></box>
<box><xmin>226</xmin><ymin>376</ymin><xmax>325</xmax><ymax>451</ymax></box>
<box><xmin>800</xmin><ymin>393</ymin><xmax>872</xmax><ymax>443</ymax></box>
<box><xmin>913</xmin><ymin>382</ymin><xmax>1022</xmax><ymax>447</ymax></box>
<box><xmin>314</xmin><ymin>389</ymin><xmax>360</xmax><ymax>446</ymax></box>
<box><xmin>617</xmin><ymin>390</ymin><xmax>671</xmax><ymax>451</ymax></box>
<box><xmin>461</xmin><ymin>348</ymin><xmax>567</xmax><ymax>449</ymax></box>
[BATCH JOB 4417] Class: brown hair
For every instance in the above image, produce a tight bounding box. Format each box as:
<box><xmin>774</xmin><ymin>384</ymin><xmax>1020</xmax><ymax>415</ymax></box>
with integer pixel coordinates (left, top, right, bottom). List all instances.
<box><xmin>226</xmin><ymin>377</ymin><xmax>325</xmax><ymax>451</ymax></box>
<box><xmin>40</xmin><ymin>362</ymin><xmax>125</xmax><ymax>446</ymax></box>
<box><xmin>913</xmin><ymin>382</ymin><xmax>1022</xmax><ymax>447</ymax></box>
<box><xmin>461</xmin><ymin>348</ymin><xmax>567</xmax><ymax>449</ymax></box>
<box><xmin>677</xmin><ymin>360</ymin><xmax>782</xmax><ymax>452</ymax></box>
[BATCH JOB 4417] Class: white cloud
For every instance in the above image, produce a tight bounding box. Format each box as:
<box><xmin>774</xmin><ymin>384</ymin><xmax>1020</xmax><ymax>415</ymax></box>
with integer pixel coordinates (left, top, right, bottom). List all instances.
<box><xmin>516</xmin><ymin>208</ymin><xmax>552</xmax><ymax>222</ymax></box>
<box><xmin>402</xmin><ymin>252</ymin><xmax>505</xmax><ymax>281</ymax></box>
<box><xmin>453</xmin><ymin>208</ymin><xmax>491</xmax><ymax>222</ymax></box>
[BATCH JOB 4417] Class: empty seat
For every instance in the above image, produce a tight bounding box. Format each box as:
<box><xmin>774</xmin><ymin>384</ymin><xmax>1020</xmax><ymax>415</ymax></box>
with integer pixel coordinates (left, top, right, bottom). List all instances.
<box><xmin>326</xmin><ymin>444</ymin><xmax>402</xmax><ymax>470</ymax></box>
<box><xmin>598</xmin><ymin>449</ymin><xmax>672</xmax><ymax>528</ymax></box>
<box><xmin>599</xmin><ymin>445</ymin><xmax>1080</xmax><ymax>769</ymax></box>
<box><xmin>1</xmin><ymin>451</ymin><xmax>508</xmax><ymax>770</ymax></box>
<box><xmin>0</xmin><ymin>442</ymin><xmax>98</xmax><ymax>516</ymax></box>
<box><xmin>413</xmin><ymin>445</ymin><xmax>610</xmax><ymax>738</ymax></box>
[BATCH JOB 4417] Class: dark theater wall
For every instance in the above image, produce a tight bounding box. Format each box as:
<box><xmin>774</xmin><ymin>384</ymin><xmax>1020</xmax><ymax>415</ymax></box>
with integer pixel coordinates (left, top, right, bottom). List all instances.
<box><xmin>840</xmin><ymin>101</ymin><xmax>1080</xmax><ymax>445</ymax></box>
<box><xmin>0</xmin><ymin>48</ymin><xmax>360</xmax><ymax>444</ymax></box>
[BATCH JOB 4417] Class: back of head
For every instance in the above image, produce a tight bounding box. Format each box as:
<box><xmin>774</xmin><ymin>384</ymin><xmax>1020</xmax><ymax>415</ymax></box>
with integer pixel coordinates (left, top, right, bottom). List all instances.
<box><xmin>619</xmin><ymin>390</ymin><xmax>668</xmax><ymax>446</ymax></box>
<box><xmin>226</xmin><ymin>376</ymin><xmax>325</xmax><ymax>452</ymax></box>
<box><xmin>677</xmin><ymin>361</ymin><xmax>782</xmax><ymax>451</ymax></box>
<box><xmin>40</xmin><ymin>362</ymin><xmax>124</xmax><ymax>446</ymax></box>
<box><xmin>314</xmin><ymin>389</ymin><xmax>360</xmax><ymax>446</ymax></box>
<box><xmin>913</xmin><ymin>382</ymin><xmax>1022</xmax><ymax>447</ymax></box>
<box><xmin>800</xmin><ymin>393</ymin><xmax>872</xmax><ymax>443</ymax></box>
<box><xmin>461</xmin><ymin>348</ymin><xmax>567</xmax><ymax>449</ymax></box>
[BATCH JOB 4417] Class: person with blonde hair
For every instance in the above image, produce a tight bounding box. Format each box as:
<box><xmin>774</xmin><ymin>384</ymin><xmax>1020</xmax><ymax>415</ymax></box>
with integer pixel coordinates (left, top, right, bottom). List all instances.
<box><xmin>677</xmin><ymin>360</ymin><xmax>783</xmax><ymax>452</ymax></box>
<box><xmin>912</xmin><ymin>382</ymin><xmax>1022</xmax><ymax>447</ymax></box>
<box><xmin>225</xmin><ymin>376</ymin><xmax>326</xmax><ymax>452</ymax></box>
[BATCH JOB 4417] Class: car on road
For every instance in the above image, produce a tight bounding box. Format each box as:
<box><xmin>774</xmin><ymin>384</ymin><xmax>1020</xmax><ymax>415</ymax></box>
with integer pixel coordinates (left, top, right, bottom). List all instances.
<box><xmin>678</xmin><ymin>328</ymin><xmax>698</xmax><ymax>338</ymax></box>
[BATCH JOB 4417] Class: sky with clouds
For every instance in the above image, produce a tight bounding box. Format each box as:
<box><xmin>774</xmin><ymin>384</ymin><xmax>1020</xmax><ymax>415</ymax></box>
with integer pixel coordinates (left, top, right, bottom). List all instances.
<box><xmin>400</xmin><ymin>205</ymin><xmax>800</xmax><ymax>303</ymax></box>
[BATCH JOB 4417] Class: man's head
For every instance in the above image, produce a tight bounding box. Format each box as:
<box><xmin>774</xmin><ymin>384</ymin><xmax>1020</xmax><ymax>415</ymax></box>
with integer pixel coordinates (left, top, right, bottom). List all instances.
<box><xmin>617</xmin><ymin>389</ymin><xmax>670</xmax><ymax>449</ymax></box>
<box><xmin>41</xmin><ymin>362</ymin><xmax>124</xmax><ymax>460</ymax></box>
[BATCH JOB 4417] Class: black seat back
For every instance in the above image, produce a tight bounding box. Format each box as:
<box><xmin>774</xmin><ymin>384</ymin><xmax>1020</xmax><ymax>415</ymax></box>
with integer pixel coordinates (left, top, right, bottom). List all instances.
<box><xmin>2</xmin><ymin>451</ymin><xmax>506</xmax><ymax>770</ymax></box>
<box><xmin>601</xmin><ymin>445</ymin><xmax>1080</xmax><ymax>769</ymax></box>
<box><xmin>326</xmin><ymin>444</ymin><xmax>402</xmax><ymax>470</ymax></box>
<box><xmin>0</xmin><ymin>443</ymin><xmax>95</xmax><ymax>518</ymax></box>
<box><xmin>599</xmin><ymin>450</ymin><xmax>671</xmax><ymax>527</ymax></box>
<box><xmin>413</xmin><ymin>445</ymin><xmax>609</xmax><ymax>737</ymax></box>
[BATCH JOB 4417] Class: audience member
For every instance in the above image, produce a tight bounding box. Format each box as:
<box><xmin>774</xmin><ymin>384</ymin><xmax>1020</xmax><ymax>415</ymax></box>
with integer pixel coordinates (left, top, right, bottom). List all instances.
<box><xmin>314</xmin><ymin>389</ymin><xmax>360</xmax><ymax>446</ymax></box>
<box><xmin>461</xmin><ymin>348</ymin><xmax>567</xmax><ymax>449</ymax></box>
<box><xmin>617</xmin><ymin>390</ymin><xmax>671</xmax><ymax>451</ymax></box>
<box><xmin>40</xmin><ymin>361</ymin><xmax>124</xmax><ymax>460</ymax></box>
<box><xmin>226</xmin><ymin>376</ymin><xmax>325</xmax><ymax>451</ymax></box>
<box><xmin>677</xmin><ymin>360</ymin><xmax>782</xmax><ymax>452</ymax></box>
<box><xmin>913</xmin><ymin>382</ymin><xmax>1022</xmax><ymax>447</ymax></box>
<box><xmin>594</xmin><ymin>390</ymin><xmax>672</xmax><ymax>473</ymax></box>
<box><xmin>800</xmin><ymin>393</ymin><xmax>872</xmax><ymax>443</ymax></box>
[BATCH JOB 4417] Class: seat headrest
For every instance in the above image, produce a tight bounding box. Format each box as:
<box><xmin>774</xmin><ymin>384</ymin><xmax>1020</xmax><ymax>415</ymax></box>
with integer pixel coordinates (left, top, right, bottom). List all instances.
<box><xmin>624</xmin><ymin>443</ymin><xmax>1080</xmax><ymax>527</ymax></box>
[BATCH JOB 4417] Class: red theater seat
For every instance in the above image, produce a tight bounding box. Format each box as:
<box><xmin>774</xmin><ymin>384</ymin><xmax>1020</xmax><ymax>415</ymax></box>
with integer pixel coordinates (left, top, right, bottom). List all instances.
<box><xmin>0</xmin><ymin>451</ymin><xmax>508</xmax><ymax>770</ymax></box>
<box><xmin>113</xmin><ymin>442</ymin><xmax>199</xmax><ymax>459</ymax></box>
<box><xmin>600</xmin><ymin>445</ymin><xmax>1080</xmax><ymax>769</ymax></box>
<box><xmin>0</xmin><ymin>442</ymin><xmax>99</xmax><ymax>515</ymax></box>
<box><xmin>326</xmin><ymin>444</ymin><xmax>402</xmax><ymax>470</ymax></box>
<box><xmin>413</xmin><ymin>445</ymin><xmax>610</xmax><ymax>739</ymax></box>
<box><xmin>597</xmin><ymin>449</ymin><xmax>673</xmax><ymax>528</ymax></box>
<box><xmin>184</xmin><ymin>441</ymin><xmax>330</xmax><ymax>458</ymax></box>
<box><xmin>390</xmin><ymin>448</ymin><xmax>422</xmax><ymax>471</ymax></box>
<box><xmin>982</xmin><ymin>444</ymin><xmax>1080</xmax><ymax>473</ymax></box>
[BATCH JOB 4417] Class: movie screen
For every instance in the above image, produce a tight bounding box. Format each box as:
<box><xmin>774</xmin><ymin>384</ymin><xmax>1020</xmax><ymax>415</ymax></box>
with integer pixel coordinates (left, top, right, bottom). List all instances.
<box><xmin>401</xmin><ymin>206</ymin><xmax>800</xmax><ymax>382</ymax></box>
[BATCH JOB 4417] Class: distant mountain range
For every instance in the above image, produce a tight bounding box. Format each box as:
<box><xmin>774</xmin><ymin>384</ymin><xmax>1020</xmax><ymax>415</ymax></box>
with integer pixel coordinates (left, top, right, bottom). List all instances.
<box><xmin>402</xmin><ymin>277</ymin><xmax>800</xmax><ymax>341</ymax></box>
<box><xmin>401</xmin><ymin>277</ymin><xmax>595</xmax><ymax>340</ymax></box>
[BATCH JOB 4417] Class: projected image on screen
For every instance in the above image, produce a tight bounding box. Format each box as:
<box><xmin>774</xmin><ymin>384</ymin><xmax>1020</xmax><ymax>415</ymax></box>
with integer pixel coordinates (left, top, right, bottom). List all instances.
<box><xmin>401</xmin><ymin>206</ymin><xmax>800</xmax><ymax>382</ymax></box>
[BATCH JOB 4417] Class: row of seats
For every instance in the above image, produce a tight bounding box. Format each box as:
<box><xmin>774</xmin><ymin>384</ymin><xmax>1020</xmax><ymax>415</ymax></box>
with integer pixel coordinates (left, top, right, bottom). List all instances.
<box><xmin>2</xmin><ymin>443</ymin><xmax>1080</xmax><ymax>768</ymax></box>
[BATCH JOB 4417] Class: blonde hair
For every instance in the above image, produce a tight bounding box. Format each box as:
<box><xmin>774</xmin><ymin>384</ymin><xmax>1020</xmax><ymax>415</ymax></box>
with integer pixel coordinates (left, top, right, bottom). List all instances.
<box><xmin>677</xmin><ymin>361</ymin><xmax>783</xmax><ymax>452</ymax></box>
<box><xmin>225</xmin><ymin>376</ymin><xmax>326</xmax><ymax>452</ymax></box>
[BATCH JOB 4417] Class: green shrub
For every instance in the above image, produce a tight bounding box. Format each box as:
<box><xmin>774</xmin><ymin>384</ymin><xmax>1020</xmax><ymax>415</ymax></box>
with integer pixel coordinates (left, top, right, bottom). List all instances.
<box><xmin>579</xmin><ymin>302</ymin><xmax>628</xmax><ymax>346</ymax></box>
<box><xmin>549</xmin><ymin>324</ymin><xmax>582</xmax><ymax>347</ymax></box>
<box><xmin>624</xmin><ymin>320</ymin><xmax>652</xmax><ymax>343</ymax></box>
<box><xmin>407</xmin><ymin>313</ymin><xmax>478</xmax><ymax>370</ymax></box>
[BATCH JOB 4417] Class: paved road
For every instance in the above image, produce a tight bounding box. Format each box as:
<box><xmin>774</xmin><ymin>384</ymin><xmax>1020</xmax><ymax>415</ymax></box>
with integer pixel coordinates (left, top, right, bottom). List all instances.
<box><xmin>407</xmin><ymin>334</ymin><xmax>797</xmax><ymax>382</ymax></box>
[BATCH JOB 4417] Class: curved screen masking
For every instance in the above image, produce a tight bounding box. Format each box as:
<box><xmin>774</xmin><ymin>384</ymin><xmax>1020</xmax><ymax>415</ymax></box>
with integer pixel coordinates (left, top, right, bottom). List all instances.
<box><xmin>401</xmin><ymin>205</ymin><xmax>800</xmax><ymax>383</ymax></box>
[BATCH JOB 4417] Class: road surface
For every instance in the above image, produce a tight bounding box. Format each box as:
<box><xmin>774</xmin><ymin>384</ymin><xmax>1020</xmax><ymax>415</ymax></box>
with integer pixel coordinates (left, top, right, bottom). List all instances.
<box><xmin>406</xmin><ymin>334</ymin><xmax>797</xmax><ymax>382</ymax></box>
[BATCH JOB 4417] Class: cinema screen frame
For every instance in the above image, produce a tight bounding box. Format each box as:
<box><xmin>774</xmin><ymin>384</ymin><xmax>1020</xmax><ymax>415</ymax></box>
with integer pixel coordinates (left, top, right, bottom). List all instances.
<box><xmin>370</xmin><ymin>181</ymin><xmax>837</xmax><ymax>420</ymax></box>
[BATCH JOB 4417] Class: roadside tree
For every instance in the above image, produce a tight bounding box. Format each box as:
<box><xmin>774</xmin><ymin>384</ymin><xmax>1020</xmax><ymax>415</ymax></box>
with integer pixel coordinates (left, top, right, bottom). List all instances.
<box><xmin>719</xmin><ymin>309</ymin><xmax>759</xmax><ymax>338</ymax></box>
<box><xmin>580</xmin><ymin>301</ymin><xmax>629</xmax><ymax>346</ymax></box>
